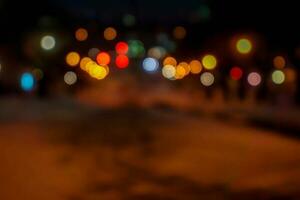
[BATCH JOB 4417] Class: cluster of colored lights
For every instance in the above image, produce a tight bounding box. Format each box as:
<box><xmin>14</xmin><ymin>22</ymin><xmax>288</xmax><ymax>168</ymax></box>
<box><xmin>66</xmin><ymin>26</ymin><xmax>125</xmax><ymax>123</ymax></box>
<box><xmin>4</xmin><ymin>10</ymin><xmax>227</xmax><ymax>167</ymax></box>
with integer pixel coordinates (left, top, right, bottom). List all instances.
<box><xmin>161</xmin><ymin>55</ymin><xmax>216</xmax><ymax>86</ymax></box>
<box><xmin>63</xmin><ymin>27</ymin><xmax>132</xmax><ymax>84</ymax></box>
<box><xmin>25</xmin><ymin>27</ymin><xmax>296</xmax><ymax>93</ymax></box>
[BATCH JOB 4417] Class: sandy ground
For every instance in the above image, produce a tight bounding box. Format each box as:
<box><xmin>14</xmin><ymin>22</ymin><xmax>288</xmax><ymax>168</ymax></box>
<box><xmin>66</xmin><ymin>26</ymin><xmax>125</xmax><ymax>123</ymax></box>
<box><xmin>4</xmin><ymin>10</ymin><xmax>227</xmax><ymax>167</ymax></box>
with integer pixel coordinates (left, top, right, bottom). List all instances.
<box><xmin>1</xmin><ymin>109</ymin><xmax>300</xmax><ymax>199</ymax></box>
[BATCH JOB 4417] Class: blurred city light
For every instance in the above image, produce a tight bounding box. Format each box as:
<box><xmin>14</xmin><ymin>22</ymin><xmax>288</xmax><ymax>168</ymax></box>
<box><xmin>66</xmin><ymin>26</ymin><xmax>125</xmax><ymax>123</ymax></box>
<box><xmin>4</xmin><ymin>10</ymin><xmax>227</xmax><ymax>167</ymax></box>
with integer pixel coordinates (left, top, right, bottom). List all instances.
<box><xmin>66</xmin><ymin>52</ymin><xmax>80</xmax><ymax>67</ymax></box>
<box><xmin>88</xmin><ymin>48</ymin><xmax>100</xmax><ymax>60</ymax></box>
<box><xmin>104</xmin><ymin>27</ymin><xmax>117</xmax><ymax>41</ymax></box>
<box><xmin>202</xmin><ymin>54</ymin><xmax>217</xmax><ymax>70</ymax></box>
<box><xmin>200</xmin><ymin>72</ymin><xmax>214</xmax><ymax>86</ymax></box>
<box><xmin>41</xmin><ymin>35</ymin><xmax>56</xmax><ymax>50</ymax></box>
<box><xmin>64</xmin><ymin>71</ymin><xmax>77</xmax><ymax>85</ymax></box>
<box><xmin>147</xmin><ymin>46</ymin><xmax>167</xmax><ymax>60</ymax></box>
<box><xmin>142</xmin><ymin>57</ymin><xmax>159</xmax><ymax>73</ymax></box>
<box><xmin>123</xmin><ymin>14</ymin><xmax>136</xmax><ymax>27</ymax></box>
<box><xmin>20</xmin><ymin>72</ymin><xmax>35</xmax><ymax>92</ymax></box>
<box><xmin>284</xmin><ymin>68</ymin><xmax>297</xmax><ymax>83</ymax></box>
<box><xmin>173</xmin><ymin>26</ymin><xmax>187</xmax><ymax>40</ymax></box>
<box><xmin>80</xmin><ymin>57</ymin><xmax>92</xmax><ymax>71</ymax></box>
<box><xmin>272</xmin><ymin>70</ymin><xmax>285</xmax><ymax>85</ymax></box>
<box><xmin>115</xmin><ymin>55</ymin><xmax>129</xmax><ymax>69</ymax></box>
<box><xmin>162</xmin><ymin>64</ymin><xmax>176</xmax><ymax>79</ymax></box>
<box><xmin>175</xmin><ymin>65</ymin><xmax>186</xmax><ymax>79</ymax></box>
<box><xmin>128</xmin><ymin>40</ymin><xmax>145</xmax><ymax>58</ymax></box>
<box><xmin>247</xmin><ymin>72</ymin><xmax>262</xmax><ymax>86</ymax></box>
<box><xmin>115</xmin><ymin>42</ymin><xmax>129</xmax><ymax>55</ymax></box>
<box><xmin>189</xmin><ymin>60</ymin><xmax>202</xmax><ymax>74</ymax></box>
<box><xmin>163</xmin><ymin>56</ymin><xmax>177</xmax><ymax>66</ymax></box>
<box><xmin>230</xmin><ymin>66</ymin><xmax>243</xmax><ymax>80</ymax></box>
<box><xmin>89</xmin><ymin>65</ymin><xmax>107</xmax><ymax>80</ymax></box>
<box><xmin>75</xmin><ymin>28</ymin><xmax>88</xmax><ymax>41</ymax></box>
<box><xmin>236</xmin><ymin>38</ymin><xmax>252</xmax><ymax>54</ymax></box>
<box><xmin>178</xmin><ymin>62</ymin><xmax>190</xmax><ymax>76</ymax></box>
<box><xmin>273</xmin><ymin>56</ymin><xmax>286</xmax><ymax>69</ymax></box>
<box><xmin>96</xmin><ymin>52</ymin><xmax>111</xmax><ymax>65</ymax></box>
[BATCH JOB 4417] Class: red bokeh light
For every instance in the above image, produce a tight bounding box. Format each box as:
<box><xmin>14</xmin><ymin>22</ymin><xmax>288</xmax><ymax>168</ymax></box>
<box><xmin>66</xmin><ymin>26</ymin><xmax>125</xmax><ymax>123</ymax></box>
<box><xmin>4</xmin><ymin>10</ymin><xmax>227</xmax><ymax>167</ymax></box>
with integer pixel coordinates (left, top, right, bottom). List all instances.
<box><xmin>115</xmin><ymin>42</ymin><xmax>129</xmax><ymax>55</ymax></box>
<box><xmin>96</xmin><ymin>52</ymin><xmax>111</xmax><ymax>65</ymax></box>
<box><xmin>230</xmin><ymin>66</ymin><xmax>243</xmax><ymax>80</ymax></box>
<box><xmin>115</xmin><ymin>55</ymin><xmax>129</xmax><ymax>69</ymax></box>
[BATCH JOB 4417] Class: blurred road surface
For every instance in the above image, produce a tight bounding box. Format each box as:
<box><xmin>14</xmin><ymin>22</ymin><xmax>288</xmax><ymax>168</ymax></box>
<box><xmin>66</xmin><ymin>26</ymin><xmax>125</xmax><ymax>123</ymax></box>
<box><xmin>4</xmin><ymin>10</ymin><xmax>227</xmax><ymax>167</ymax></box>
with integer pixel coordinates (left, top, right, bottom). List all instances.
<box><xmin>1</xmin><ymin>105</ymin><xmax>300</xmax><ymax>199</ymax></box>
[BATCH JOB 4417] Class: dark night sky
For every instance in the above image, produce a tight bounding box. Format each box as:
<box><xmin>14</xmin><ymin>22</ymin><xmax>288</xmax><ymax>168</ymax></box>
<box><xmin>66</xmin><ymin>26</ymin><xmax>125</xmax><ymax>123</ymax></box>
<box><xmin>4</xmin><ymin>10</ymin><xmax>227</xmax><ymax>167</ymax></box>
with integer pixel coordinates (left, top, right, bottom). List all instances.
<box><xmin>0</xmin><ymin>0</ymin><xmax>299</xmax><ymax>51</ymax></box>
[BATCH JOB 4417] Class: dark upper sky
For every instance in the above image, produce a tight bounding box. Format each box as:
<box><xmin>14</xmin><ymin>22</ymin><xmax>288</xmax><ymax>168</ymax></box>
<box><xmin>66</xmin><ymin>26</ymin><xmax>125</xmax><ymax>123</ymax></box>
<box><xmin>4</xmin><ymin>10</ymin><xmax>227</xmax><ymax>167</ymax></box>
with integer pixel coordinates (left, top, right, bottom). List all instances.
<box><xmin>0</xmin><ymin>0</ymin><xmax>299</xmax><ymax>50</ymax></box>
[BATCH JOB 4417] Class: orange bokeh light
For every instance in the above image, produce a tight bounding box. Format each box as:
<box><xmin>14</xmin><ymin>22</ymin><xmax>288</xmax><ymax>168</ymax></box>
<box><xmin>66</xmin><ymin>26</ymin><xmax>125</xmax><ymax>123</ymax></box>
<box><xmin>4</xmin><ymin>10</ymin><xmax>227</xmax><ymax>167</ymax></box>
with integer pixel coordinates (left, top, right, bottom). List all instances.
<box><xmin>104</xmin><ymin>27</ymin><xmax>117</xmax><ymax>41</ymax></box>
<box><xmin>96</xmin><ymin>52</ymin><xmax>111</xmax><ymax>65</ymax></box>
<box><xmin>75</xmin><ymin>28</ymin><xmax>88</xmax><ymax>41</ymax></box>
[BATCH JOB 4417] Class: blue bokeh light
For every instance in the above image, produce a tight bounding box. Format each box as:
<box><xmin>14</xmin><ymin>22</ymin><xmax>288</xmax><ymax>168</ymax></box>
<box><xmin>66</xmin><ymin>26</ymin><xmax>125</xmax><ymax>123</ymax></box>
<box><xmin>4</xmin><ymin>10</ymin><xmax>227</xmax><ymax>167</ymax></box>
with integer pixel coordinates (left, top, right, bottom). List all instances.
<box><xmin>20</xmin><ymin>72</ymin><xmax>35</xmax><ymax>92</ymax></box>
<box><xmin>142</xmin><ymin>57</ymin><xmax>159</xmax><ymax>73</ymax></box>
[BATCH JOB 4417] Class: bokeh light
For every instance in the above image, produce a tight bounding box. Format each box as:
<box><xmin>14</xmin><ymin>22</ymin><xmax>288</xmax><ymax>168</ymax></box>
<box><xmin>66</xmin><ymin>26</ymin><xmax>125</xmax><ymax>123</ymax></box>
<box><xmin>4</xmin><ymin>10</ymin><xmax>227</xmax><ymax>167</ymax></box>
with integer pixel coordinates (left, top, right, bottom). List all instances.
<box><xmin>75</xmin><ymin>28</ymin><xmax>88</xmax><ymax>41</ymax></box>
<box><xmin>148</xmin><ymin>46</ymin><xmax>167</xmax><ymax>59</ymax></box>
<box><xmin>272</xmin><ymin>70</ymin><xmax>285</xmax><ymax>85</ymax></box>
<box><xmin>175</xmin><ymin>65</ymin><xmax>186</xmax><ymax>79</ymax></box>
<box><xmin>163</xmin><ymin>56</ymin><xmax>177</xmax><ymax>66</ymax></box>
<box><xmin>143</xmin><ymin>57</ymin><xmax>159</xmax><ymax>73</ymax></box>
<box><xmin>104</xmin><ymin>27</ymin><xmax>117</xmax><ymax>41</ymax></box>
<box><xmin>88</xmin><ymin>48</ymin><xmax>100</xmax><ymax>60</ymax></box>
<box><xmin>202</xmin><ymin>54</ymin><xmax>217</xmax><ymax>70</ymax></box>
<box><xmin>162</xmin><ymin>65</ymin><xmax>176</xmax><ymax>79</ymax></box>
<box><xmin>64</xmin><ymin>71</ymin><xmax>77</xmax><ymax>85</ymax></box>
<box><xmin>96</xmin><ymin>52</ymin><xmax>111</xmax><ymax>65</ymax></box>
<box><xmin>66</xmin><ymin>52</ymin><xmax>80</xmax><ymax>67</ymax></box>
<box><xmin>115</xmin><ymin>55</ymin><xmax>129</xmax><ymax>69</ymax></box>
<box><xmin>178</xmin><ymin>62</ymin><xmax>190</xmax><ymax>76</ymax></box>
<box><xmin>284</xmin><ymin>68</ymin><xmax>297</xmax><ymax>83</ymax></box>
<box><xmin>247</xmin><ymin>72</ymin><xmax>262</xmax><ymax>87</ymax></box>
<box><xmin>115</xmin><ymin>42</ymin><xmax>129</xmax><ymax>55</ymax></box>
<box><xmin>123</xmin><ymin>14</ymin><xmax>136</xmax><ymax>27</ymax></box>
<box><xmin>20</xmin><ymin>72</ymin><xmax>35</xmax><ymax>92</ymax></box>
<box><xmin>85</xmin><ymin>61</ymin><xmax>98</xmax><ymax>73</ymax></box>
<box><xmin>89</xmin><ymin>65</ymin><xmax>107</xmax><ymax>80</ymax></box>
<box><xmin>173</xmin><ymin>26</ymin><xmax>187</xmax><ymax>40</ymax></box>
<box><xmin>236</xmin><ymin>38</ymin><xmax>252</xmax><ymax>54</ymax></box>
<box><xmin>190</xmin><ymin>60</ymin><xmax>202</xmax><ymax>74</ymax></box>
<box><xmin>80</xmin><ymin>57</ymin><xmax>92</xmax><ymax>71</ymax></box>
<box><xmin>230</xmin><ymin>66</ymin><xmax>243</xmax><ymax>80</ymax></box>
<box><xmin>200</xmin><ymin>72</ymin><xmax>215</xmax><ymax>86</ymax></box>
<box><xmin>128</xmin><ymin>40</ymin><xmax>145</xmax><ymax>58</ymax></box>
<box><xmin>273</xmin><ymin>56</ymin><xmax>286</xmax><ymax>69</ymax></box>
<box><xmin>41</xmin><ymin>35</ymin><xmax>55</xmax><ymax>50</ymax></box>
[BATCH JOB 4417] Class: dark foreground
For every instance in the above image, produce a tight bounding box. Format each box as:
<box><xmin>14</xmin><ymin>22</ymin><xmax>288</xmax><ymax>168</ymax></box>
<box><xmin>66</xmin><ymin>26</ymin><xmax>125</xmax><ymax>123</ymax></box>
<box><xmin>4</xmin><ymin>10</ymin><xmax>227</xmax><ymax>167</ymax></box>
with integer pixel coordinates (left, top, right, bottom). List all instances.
<box><xmin>1</xmin><ymin>107</ymin><xmax>300</xmax><ymax>200</ymax></box>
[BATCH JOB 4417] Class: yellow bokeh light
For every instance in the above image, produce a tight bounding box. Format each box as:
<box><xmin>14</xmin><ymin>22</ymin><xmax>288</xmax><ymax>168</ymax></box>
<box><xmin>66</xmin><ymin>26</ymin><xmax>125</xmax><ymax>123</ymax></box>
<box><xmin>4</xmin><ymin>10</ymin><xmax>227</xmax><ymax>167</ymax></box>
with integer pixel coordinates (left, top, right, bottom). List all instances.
<box><xmin>272</xmin><ymin>70</ymin><xmax>285</xmax><ymax>85</ymax></box>
<box><xmin>202</xmin><ymin>54</ymin><xmax>217</xmax><ymax>70</ymax></box>
<box><xmin>85</xmin><ymin>61</ymin><xmax>97</xmax><ymax>73</ymax></box>
<box><xmin>178</xmin><ymin>62</ymin><xmax>190</xmax><ymax>76</ymax></box>
<box><xmin>162</xmin><ymin>65</ymin><xmax>176</xmax><ymax>79</ymax></box>
<box><xmin>273</xmin><ymin>56</ymin><xmax>286</xmax><ymax>69</ymax></box>
<box><xmin>66</xmin><ymin>52</ymin><xmax>80</xmax><ymax>67</ymax></box>
<box><xmin>175</xmin><ymin>65</ymin><xmax>186</xmax><ymax>79</ymax></box>
<box><xmin>80</xmin><ymin>57</ymin><xmax>92</xmax><ymax>71</ymax></box>
<box><xmin>104</xmin><ymin>27</ymin><xmax>117</xmax><ymax>41</ymax></box>
<box><xmin>163</xmin><ymin>56</ymin><xmax>177</xmax><ymax>66</ymax></box>
<box><xmin>75</xmin><ymin>28</ymin><xmax>88</xmax><ymax>41</ymax></box>
<box><xmin>89</xmin><ymin>65</ymin><xmax>108</xmax><ymax>80</ymax></box>
<box><xmin>190</xmin><ymin>60</ymin><xmax>202</xmax><ymax>74</ymax></box>
<box><xmin>173</xmin><ymin>26</ymin><xmax>187</xmax><ymax>40</ymax></box>
<box><xmin>236</xmin><ymin>38</ymin><xmax>252</xmax><ymax>54</ymax></box>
